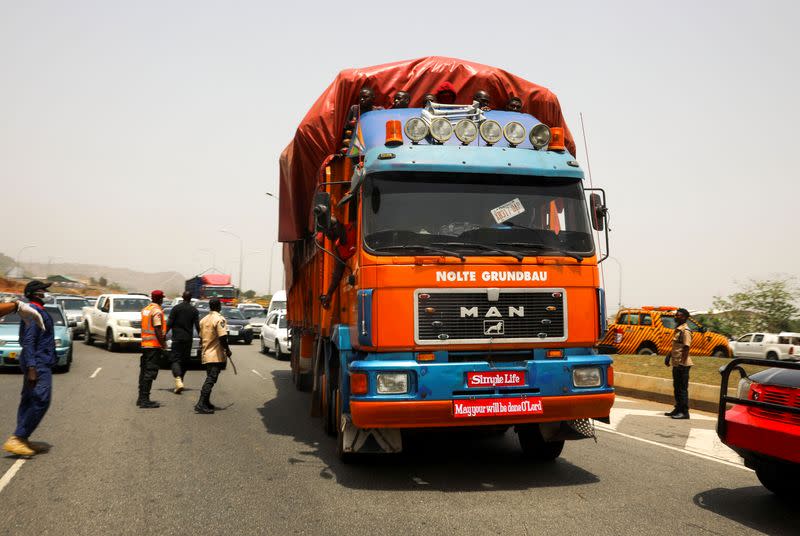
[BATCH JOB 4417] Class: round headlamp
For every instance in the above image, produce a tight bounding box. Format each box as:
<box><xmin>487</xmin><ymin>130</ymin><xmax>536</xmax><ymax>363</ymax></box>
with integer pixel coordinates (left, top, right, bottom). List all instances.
<box><xmin>479</xmin><ymin>120</ymin><xmax>503</xmax><ymax>145</ymax></box>
<box><xmin>503</xmin><ymin>121</ymin><xmax>526</xmax><ymax>146</ymax></box>
<box><xmin>404</xmin><ymin>118</ymin><xmax>429</xmax><ymax>142</ymax></box>
<box><xmin>454</xmin><ymin>120</ymin><xmax>478</xmax><ymax>144</ymax></box>
<box><xmin>529</xmin><ymin>123</ymin><xmax>551</xmax><ymax>149</ymax></box>
<box><xmin>430</xmin><ymin>117</ymin><xmax>454</xmax><ymax>143</ymax></box>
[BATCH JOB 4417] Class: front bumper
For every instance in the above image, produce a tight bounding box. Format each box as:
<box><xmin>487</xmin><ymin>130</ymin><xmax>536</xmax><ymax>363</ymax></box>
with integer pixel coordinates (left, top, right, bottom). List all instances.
<box><xmin>351</xmin><ymin>393</ymin><xmax>614</xmax><ymax>429</ymax></box>
<box><xmin>227</xmin><ymin>328</ymin><xmax>253</xmax><ymax>342</ymax></box>
<box><xmin>114</xmin><ymin>326</ymin><xmax>142</xmax><ymax>344</ymax></box>
<box><xmin>0</xmin><ymin>345</ymin><xmax>70</xmax><ymax>367</ymax></box>
<box><xmin>722</xmin><ymin>405</ymin><xmax>800</xmax><ymax>465</ymax></box>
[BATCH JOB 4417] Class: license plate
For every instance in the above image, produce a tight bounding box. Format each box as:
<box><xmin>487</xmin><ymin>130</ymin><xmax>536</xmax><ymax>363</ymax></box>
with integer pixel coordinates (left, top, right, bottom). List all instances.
<box><xmin>228</xmin><ymin>330</ymin><xmax>239</xmax><ymax>336</ymax></box>
<box><xmin>453</xmin><ymin>397</ymin><xmax>543</xmax><ymax>418</ymax></box>
<box><xmin>467</xmin><ymin>371</ymin><xmax>525</xmax><ymax>388</ymax></box>
<box><xmin>134</xmin><ymin>332</ymin><xmax>141</xmax><ymax>338</ymax></box>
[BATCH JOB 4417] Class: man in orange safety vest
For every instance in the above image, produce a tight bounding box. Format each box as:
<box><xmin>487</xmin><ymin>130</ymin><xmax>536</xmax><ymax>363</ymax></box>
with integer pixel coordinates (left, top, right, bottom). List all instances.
<box><xmin>138</xmin><ymin>290</ymin><xmax>166</xmax><ymax>408</ymax></box>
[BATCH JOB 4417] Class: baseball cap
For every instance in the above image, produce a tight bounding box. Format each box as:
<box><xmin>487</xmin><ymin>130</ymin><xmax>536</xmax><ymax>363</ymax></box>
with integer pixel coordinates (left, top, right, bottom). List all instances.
<box><xmin>24</xmin><ymin>280</ymin><xmax>52</xmax><ymax>297</ymax></box>
<box><xmin>151</xmin><ymin>290</ymin><xmax>165</xmax><ymax>300</ymax></box>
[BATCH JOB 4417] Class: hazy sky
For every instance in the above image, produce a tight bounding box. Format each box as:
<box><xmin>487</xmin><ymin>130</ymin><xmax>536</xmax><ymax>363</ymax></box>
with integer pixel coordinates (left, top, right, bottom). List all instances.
<box><xmin>1</xmin><ymin>1</ymin><xmax>798</xmax><ymax>309</ymax></box>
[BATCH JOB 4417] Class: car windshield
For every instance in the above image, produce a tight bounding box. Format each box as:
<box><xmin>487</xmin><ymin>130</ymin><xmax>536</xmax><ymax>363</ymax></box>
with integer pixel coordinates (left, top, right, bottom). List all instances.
<box><xmin>44</xmin><ymin>307</ymin><xmax>66</xmax><ymax>326</ymax></box>
<box><xmin>362</xmin><ymin>172</ymin><xmax>594</xmax><ymax>258</ymax></box>
<box><xmin>242</xmin><ymin>309</ymin><xmax>263</xmax><ymax>319</ymax></box>
<box><xmin>249</xmin><ymin>316</ymin><xmax>267</xmax><ymax>324</ymax></box>
<box><xmin>113</xmin><ymin>298</ymin><xmax>151</xmax><ymax>312</ymax></box>
<box><xmin>204</xmin><ymin>287</ymin><xmax>236</xmax><ymax>298</ymax></box>
<box><xmin>269</xmin><ymin>300</ymin><xmax>286</xmax><ymax>311</ymax></box>
<box><xmin>57</xmin><ymin>298</ymin><xmax>88</xmax><ymax>310</ymax></box>
<box><xmin>222</xmin><ymin>309</ymin><xmax>245</xmax><ymax>320</ymax></box>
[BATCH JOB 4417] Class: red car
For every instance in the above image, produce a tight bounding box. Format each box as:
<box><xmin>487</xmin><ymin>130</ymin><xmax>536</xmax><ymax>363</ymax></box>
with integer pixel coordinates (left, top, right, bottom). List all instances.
<box><xmin>718</xmin><ymin>358</ymin><xmax>800</xmax><ymax>497</ymax></box>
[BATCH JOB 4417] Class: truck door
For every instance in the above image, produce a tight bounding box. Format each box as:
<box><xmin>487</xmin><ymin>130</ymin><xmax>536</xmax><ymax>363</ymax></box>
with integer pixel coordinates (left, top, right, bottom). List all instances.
<box><xmin>734</xmin><ymin>334</ymin><xmax>753</xmax><ymax>357</ymax></box>
<box><xmin>687</xmin><ymin>319</ymin><xmax>711</xmax><ymax>355</ymax></box>
<box><xmin>618</xmin><ymin>313</ymin><xmax>641</xmax><ymax>354</ymax></box>
<box><xmin>751</xmin><ymin>333</ymin><xmax>766</xmax><ymax>358</ymax></box>
<box><xmin>93</xmin><ymin>297</ymin><xmax>107</xmax><ymax>334</ymax></box>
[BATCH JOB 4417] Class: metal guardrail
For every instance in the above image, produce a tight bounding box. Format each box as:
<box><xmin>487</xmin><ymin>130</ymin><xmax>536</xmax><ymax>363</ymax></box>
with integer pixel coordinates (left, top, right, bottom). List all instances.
<box><xmin>716</xmin><ymin>357</ymin><xmax>800</xmax><ymax>440</ymax></box>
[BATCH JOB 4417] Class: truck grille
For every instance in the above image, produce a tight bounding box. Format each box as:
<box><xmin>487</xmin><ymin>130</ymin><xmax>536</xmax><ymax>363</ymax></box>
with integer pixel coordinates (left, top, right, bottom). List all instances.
<box><xmin>750</xmin><ymin>385</ymin><xmax>800</xmax><ymax>425</ymax></box>
<box><xmin>415</xmin><ymin>289</ymin><xmax>566</xmax><ymax>344</ymax></box>
<box><xmin>131</xmin><ymin>321</ymin><xmax>142</xmax><ymax>329</ymax></box>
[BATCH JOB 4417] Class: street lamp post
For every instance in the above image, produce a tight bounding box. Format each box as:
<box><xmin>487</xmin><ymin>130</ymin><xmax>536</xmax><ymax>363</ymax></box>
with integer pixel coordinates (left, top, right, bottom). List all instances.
<box><xmin>16</xmin><ymin>245</ymin><xmax>37</xmax><ymax>277</ymax></box>
<box><xmin>198</xmin><ymin>248</ymin><xmax>216</xmax><ymax>271</ymax></box>
<box><xmin>219</xmin><ymin>230</ymin><xmax>243</xmax><ymax>297</ymax></box>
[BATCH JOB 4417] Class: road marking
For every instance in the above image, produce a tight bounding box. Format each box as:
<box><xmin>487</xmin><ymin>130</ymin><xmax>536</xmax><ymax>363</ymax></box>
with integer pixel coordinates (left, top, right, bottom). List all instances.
<box><xmin>90</xmin><ymin>367</ymin><xmax>102</xmax><ymax>378</ymax></box>
<box><xmin>595</xmin><ymin>425</ymin><xmax>750</xmax><ymax>471</ymax></box>
<box><xmin>0</xmin><ymin>459</ymin><xmax>26</xmax><ymax>495</ymax></box>
<box><xmin>251</xmin><ymin>369</ymin><xmax>266</xmax><ymax>380</ymax></box>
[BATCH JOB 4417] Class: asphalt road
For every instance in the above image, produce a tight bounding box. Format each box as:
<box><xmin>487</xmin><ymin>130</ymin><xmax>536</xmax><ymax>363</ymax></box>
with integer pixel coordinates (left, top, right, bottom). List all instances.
<box><xmin>0</xmin><ymin>341</ymin><xmax>795</xmax><ymax>535</ymax></box>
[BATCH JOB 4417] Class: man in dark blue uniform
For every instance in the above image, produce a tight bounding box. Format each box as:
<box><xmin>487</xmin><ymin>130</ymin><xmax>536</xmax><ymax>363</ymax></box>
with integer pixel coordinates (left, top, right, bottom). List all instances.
<box><xmin>3</xmin><ymin>280</ymin><xmax>56</xmax><ymax>457</ymax></box>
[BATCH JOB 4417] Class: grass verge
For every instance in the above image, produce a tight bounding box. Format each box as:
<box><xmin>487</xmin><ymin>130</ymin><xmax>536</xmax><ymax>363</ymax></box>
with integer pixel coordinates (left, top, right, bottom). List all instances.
<box><xmin>611</xmin><ymin>354</ymin><xmax>772</xmax><ymax>386</ymax></box>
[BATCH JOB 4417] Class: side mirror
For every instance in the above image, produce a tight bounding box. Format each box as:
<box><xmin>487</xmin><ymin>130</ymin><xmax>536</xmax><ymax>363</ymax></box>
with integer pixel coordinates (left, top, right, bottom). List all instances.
<box><xmin>313</xmin><ymin>191</ymin><xmax>332</xmax><ymax>232</ymax></box>
<box><xmin>590</xmin><ymin>193</ymin><xmax>607</xmax><ymax>232</ymax></box>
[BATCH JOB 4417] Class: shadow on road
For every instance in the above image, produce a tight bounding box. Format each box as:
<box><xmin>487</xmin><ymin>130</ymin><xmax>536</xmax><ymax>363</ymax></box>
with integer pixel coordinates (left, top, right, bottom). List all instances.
<box><xmin>694</xmin><ymin>487</ymin><xmax>796</xmax><ymax>535</ymax></box>
<box><xmin>258</xmin><ymin>370</ymin><xmax>600</xmax><ymax>492</ymax></box>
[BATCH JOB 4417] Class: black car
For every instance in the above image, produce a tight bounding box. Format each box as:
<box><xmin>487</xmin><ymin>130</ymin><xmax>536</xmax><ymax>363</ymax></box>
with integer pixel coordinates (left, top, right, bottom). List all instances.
<box><xmin>220</xmin><ymin>307</ymin><xmax>253</xmax><ymax>344</ymax></box>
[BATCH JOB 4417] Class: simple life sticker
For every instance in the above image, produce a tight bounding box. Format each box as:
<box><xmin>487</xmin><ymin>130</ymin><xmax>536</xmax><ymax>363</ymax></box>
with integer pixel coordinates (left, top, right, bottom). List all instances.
<box><xmin>490</xmin><ymin>198</ymin><xmax>525</xmax><ymax>223</ymax></box>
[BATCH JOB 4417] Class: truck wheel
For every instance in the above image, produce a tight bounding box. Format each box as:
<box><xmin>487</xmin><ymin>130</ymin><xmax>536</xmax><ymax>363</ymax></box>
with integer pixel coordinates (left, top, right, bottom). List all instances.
<box><xmin>766</xmin><ymin>351</ymin><xmax>779</xmax><ymax>361</ymax></box>
<box><xmin>335</xmin><ymin>387</ymin><xmax>355</xmax><ymax>463</ymax></box>
<box><xmin>84</xmin><ymin>323</ymin><xmax>93</xmax><ymax>345</ymax></box>
<box><xmin>517</xmin><ymin>424</ymin><xmax>564</xmax><ymax>461</ymax></box>
<box><xmin>712</xmin><ymin>346</ymin><xmax>729</xmax><ymax>358</ymax></box>
<box><xmin>321</xmin><ymin>373</ymin><xmax>336</xmax><ymax>437</ymax></box>
<box><xmin>636</xmin><ymin>343</ymin><xmax>657</xmax><ymax>356</ymax></box>
<box><xmin>105</xmin><ymin>329</ymin><xmax>118</xmax><ymax>352</ymax></box>
<box><xmin>755</xmin><ymin>461</ymin><xmax>799</xmax><ymax>497</ymax></box>
<box><xmin>260</xmin><ymin>337</ymin><xmax>267</xmax><ymax>354</ymax></box>
<box><xmin>275</xmin><ymin>341</ymin><xmax>283</xmax><ymax>360</ymax></box>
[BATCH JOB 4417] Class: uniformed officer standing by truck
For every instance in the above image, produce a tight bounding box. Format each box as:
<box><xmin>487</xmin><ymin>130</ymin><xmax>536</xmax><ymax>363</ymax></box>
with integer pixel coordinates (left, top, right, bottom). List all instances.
<box><xmin>138</xmin><ymin>290</ymin><xmax>166</xmax><ymax>409</ymax></box>
<box><xmin>664</xmin><ymin>307</ymin><xmax>693</xmax><ymax>420</ymax></box>
<box><xmin>195</xmin><ymin>298</ymin><xmax>231</xmax><ymax>414</ymax></box>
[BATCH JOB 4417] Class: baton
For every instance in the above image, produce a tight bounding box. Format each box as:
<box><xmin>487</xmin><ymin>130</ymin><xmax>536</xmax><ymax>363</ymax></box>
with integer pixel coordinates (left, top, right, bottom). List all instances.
<box><xmin>227</xmin><ymin>353</ymin><xmax>238</xmax><ymax>375</ymax></box>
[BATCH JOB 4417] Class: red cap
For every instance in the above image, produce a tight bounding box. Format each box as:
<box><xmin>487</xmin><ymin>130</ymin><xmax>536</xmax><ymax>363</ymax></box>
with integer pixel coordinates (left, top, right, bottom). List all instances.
<box><xmin>151</xmin><ymin>290</ymin><xmax>164</xmax><ymax>300</ymax></box>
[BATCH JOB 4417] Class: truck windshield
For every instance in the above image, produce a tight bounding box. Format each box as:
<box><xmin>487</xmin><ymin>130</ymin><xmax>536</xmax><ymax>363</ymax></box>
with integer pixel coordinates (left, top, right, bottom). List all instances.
<box><xmin>362</xmin><ymin>172</ymin><xmax>594</xmax><ymax>258</ymax></box>
<box><xmin>204</xmin><ymin>287</ymin><xmax>236</xmax><ymax>298</ymax></box>
<box><xmin>113</xmin><ymin>299</ymin><xmax>151</xmax><ymax>312</ymax></box>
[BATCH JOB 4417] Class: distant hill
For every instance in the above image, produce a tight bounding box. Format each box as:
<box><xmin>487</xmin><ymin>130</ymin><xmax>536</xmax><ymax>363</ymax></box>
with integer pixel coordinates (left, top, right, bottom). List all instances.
<box><xmin>22</xmin><ymin>260</ymin><xmax>186</xmax><ymax>296</ymax></box>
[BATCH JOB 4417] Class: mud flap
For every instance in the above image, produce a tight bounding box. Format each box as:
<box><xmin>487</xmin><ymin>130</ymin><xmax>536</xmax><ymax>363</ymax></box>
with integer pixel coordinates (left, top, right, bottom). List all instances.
<box><xmin>341</xmin><ymin>414</ymin><xmax>403</xmax><ymax>454</ymax></box>
<box><xmin>539</xmin><ymin>419</ymin><xmax>597</xmax><ymax>442</ymax></box>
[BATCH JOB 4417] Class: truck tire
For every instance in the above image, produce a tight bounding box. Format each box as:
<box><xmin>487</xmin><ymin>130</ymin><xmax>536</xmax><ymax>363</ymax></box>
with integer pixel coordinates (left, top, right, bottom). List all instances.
<box><xmin>105</xmin><ymin>329</ymin><xmax>119</xmax><ymax>352</ymax></box>
<box><xmin>712</xmin><ymin>346</ymin><xmax>729</xmax><ymax>358</ymax></box>
<box><xmin>517</xmin><ymin>424</ymin><xmax>564</xmax><ymax>461</ymax></box>
<box><xmin>321</xmin><ymin>372</ymin><xmax>336</xmax><ymax>437</ymax></box>
<box><xmin>755</xmin><ymin>460</ymin><xmax>799</xmax><ymax>497</ymax></box>
<box><xmin>84</xmin><ymin>323</ymin><xmax>93</xmax><ymax>346</ymax></box>
<box><xmin>766</xmin><ymin>351</ymin><xmax>779</xmax><ymax>361</ymax></box>
<box><xmin>636</xmin><ymin>343</ymin><xmax>657</xmax><ymax>356</ymax></box>
<box><xmin>335</xmin><ymin>387</ymin><xmax>355</xmax><ymax>463</ymax></box>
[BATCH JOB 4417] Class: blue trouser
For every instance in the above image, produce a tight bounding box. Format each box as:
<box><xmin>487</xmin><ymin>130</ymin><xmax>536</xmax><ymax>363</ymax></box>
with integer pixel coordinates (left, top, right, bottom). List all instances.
<box><xmin>15</xmin><ymin>366</ymin><xmax>53</xmax><ymax>439</ymax></box>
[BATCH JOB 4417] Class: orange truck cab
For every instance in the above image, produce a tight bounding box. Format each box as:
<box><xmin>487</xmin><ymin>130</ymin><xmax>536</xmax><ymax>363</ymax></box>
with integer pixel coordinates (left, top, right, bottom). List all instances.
<box><xmin>280</xmin><ymin>58</ymin><xmax>615</xmax><ymax>461</ymax></box>
<box><xmin>599</xmin><ymin>306</ymin><xmax>731</xmax><ymax>358</ymax></box>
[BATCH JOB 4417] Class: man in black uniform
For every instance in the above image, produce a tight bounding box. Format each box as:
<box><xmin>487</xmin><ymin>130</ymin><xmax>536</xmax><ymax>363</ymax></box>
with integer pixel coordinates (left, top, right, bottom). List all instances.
<box><xmin>167</xmin><ymin>291</ymin><xmax>200</xmax><ymax>394</ymax></box>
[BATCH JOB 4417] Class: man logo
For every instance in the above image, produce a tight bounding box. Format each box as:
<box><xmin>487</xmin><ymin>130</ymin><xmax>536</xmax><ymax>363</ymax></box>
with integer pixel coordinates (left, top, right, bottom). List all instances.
<box><xmin>460</xmin><ymin>306</ymin><xmax>524</xmax><ymax>318</ymax></box>
<box><xmin>484</xmin><ymin>320</ymin><xmax>504</xmax><ymax>336</ymax></box>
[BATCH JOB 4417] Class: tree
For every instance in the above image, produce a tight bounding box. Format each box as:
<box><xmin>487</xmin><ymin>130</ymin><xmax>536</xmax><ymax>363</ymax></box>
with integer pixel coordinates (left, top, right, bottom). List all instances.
<box><xmin>711</xmin><ymin>276</ymin><xmax>800</xmax><ymax>335</ymax></box>
<box><xmin>243</xmin><ymin>289</ymin><xmax>256</xmax><ymax>299</ymax></box>
<box><xmin>98</xmin><ymin>276</ymin><xmax>108</xmax><ymax>287</ymax></box>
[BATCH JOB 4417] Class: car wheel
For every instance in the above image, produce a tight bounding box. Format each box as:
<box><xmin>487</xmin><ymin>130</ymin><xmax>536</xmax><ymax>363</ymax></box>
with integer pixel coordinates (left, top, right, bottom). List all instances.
<box><xmin>517</xmin><ymin>424</ymin><xmax>564</xmax><ymax>461</ymax></box>
<box><xmin>755</xmin><ymin>460</ymin><xmax>799</xmax><ymax>496</ymax></box>
<box><xmin>636</xmin><ymin>344</ymin><xmax>657</xmax><ymax>356</ymax></box>
<box><xmin>244</xmin><ymin>334</ymin><xmax>253</xmax><ymax>345</ymax></box>
<box><xmin>84</xmin><ymin>323</ymin><xmax>93</xmax><ymax>345</ymax></box>
<box><xmin>712</xmin><ymin>347</ymin><xmax>729</xmax><ymax>358</ymax></box>
<box><xmin>766</xmin><ymin>351</ymin><xmax>779</xmax><ymax>361</ymax></box>
<box><xmin>105</xmin><ymin>329</ymin><xmax>118</xmax><ymax>352</ymax></box>
<box><xmin>260</xmin><ymin>337</ymin><xmax>267</xmax><ymax>355</ymax></box>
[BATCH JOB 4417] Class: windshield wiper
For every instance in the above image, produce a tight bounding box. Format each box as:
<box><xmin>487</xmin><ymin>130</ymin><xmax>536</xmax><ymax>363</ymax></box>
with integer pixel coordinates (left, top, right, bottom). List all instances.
<box><xmin>372</xmin><ymin>244</ymin><xmax>466</xmax><ymax>260</ymax></box>
<box><xmin>497</xmin><ymin>242</ymin><xmax>584</xmax><ymax>262</ymax></box>
<box><xmin>431</xmin><ymin>242</ymin><xmax>524</xmax><ymax>262</ymax></box>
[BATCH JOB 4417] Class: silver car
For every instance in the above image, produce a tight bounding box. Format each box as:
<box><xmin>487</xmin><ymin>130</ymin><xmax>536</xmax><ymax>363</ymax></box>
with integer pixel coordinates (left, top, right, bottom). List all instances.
<box><xmin>55</xmin><ymin>296</ymin><xmax>89</xmax><ymax>339</ymax></box>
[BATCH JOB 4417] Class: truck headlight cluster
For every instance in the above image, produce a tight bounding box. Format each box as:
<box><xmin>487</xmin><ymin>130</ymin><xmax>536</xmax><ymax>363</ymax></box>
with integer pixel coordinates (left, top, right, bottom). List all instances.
<box><xmin>454</xmin><ymin>119</ymin><xmax>478</xmax><ymax>144</ymax></box>
<box><xmin>404</xmin><ymin>118</ymin><xmax>429</xmax><ymax>142</ymax></box>
<box><xmin>479</xmin><ymin>120</ymin><xmax>503</xmax><ymax>145</ymax></box>
<box><xmin>376</xmin><ymin>373</ymin><xmax>409</xmax><ymax>394</ymax></box>
<box><xmin>529</xmin><ymin>123</ymin><xmax>551</xmax><ymax>149</ymax></box>
<box><xmin>572</xmin><ymin>367</ymin><xmax>602</xmax><ymax>388</ymax></box>
<box><xmin>430</xmin><ymin>117</ymin><xmax>453</xmax><ymax>143</ymax></box>
<box><xmin>117</xmin><ymin>320</ymin><xmax>131</xmax><ymax>328</ymax></box>
<box><xmin>736</xmin><ymin>378</ymin><xmax>753</xmax><ymax>399</ymax></box>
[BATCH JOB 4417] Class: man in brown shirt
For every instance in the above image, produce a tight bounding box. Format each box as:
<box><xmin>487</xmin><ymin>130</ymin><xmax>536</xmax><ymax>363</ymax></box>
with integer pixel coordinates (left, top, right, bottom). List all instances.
<box><xmin>664</xmin><ymin>308</ymin><xmax>693</xmax><ymax>419</ymax></box>
<box><xmin>195</xmin><ymin>298</ymin><xmax>231</xmax><ymax>414</ymax></box>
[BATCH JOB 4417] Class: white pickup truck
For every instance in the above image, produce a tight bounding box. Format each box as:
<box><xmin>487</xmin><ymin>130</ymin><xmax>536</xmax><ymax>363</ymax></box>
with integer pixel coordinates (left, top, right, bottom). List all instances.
<box><xmin>82</xmin><ymin>294</ymin><xmax>151</xmax><ymax>352</ymax></box>
<box><xmin>729</xmin><ymin>332</ymin><xmax>800</xmax><ymax>361</ymax></box>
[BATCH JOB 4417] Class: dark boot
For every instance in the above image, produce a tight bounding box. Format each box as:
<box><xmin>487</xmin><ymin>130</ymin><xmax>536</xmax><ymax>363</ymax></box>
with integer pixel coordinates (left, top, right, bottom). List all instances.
<box><xmin>206</xmin><ymin>394</ymin><xmax>218</xmax><ymax>411</ymax></box>
<box><xmin>137</xmin><ymin>381</ymin><xmax>160</xmax><ymax>408</ymax></box>
<box><xmin>194</xmin><ymin>393</ymin><xmax>214</xmax><ymax>414</ymax></box>
<box><xmin>664</xmin><ymin>408</ymin><xmax>678</xmax><ymax>417</ymax></box>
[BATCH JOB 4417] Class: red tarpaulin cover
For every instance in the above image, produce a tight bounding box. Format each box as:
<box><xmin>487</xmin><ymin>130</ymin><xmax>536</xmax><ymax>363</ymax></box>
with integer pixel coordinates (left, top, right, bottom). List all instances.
<box><xmin>279</xmin><ymin>56</ymin><xmax>576</xmax><ymax>243</ymax></box>
<box><xmin>201</xmin><ymin>274</ymin><xmax>232</xmax><ymax>286</ymax></box>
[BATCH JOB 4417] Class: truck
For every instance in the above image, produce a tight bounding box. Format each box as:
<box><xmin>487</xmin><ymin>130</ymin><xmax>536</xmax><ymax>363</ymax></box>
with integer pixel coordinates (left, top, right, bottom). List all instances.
<box><xmin>598</xmin><ymin>306</ymin><xmax>731</xmax><ymax>358</ymax></box>
<box><xmin>279</xmin><ymin>56</ymin><xmax>615</xmax><ymax>461</ymax></box>
<box><xmin>82</xmin><ymin>294</ymin><xmax>151</xmax><ymax>352</ymax></box>
<box><xmin>185</xmin><ymin>274</ymin><xmax>237</xmax><ymax>306</ymax></box>
<box><xmin>729</xmin><ymin>332</ymin><xmax>800</xmax><ymax>361</ymax></box>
